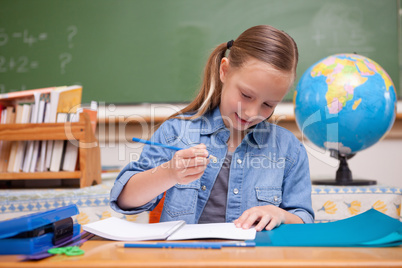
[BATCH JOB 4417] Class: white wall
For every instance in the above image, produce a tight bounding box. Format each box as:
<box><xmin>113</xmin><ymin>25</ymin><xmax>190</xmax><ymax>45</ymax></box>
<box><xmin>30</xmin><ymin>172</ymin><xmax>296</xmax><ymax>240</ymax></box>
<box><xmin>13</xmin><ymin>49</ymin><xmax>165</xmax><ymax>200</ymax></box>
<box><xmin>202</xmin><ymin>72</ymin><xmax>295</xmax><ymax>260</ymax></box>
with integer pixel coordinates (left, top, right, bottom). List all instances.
<box><xmin>305</xmin><ymin>140</ymin><xmax>401</xmax><ymax>188</ymax></box>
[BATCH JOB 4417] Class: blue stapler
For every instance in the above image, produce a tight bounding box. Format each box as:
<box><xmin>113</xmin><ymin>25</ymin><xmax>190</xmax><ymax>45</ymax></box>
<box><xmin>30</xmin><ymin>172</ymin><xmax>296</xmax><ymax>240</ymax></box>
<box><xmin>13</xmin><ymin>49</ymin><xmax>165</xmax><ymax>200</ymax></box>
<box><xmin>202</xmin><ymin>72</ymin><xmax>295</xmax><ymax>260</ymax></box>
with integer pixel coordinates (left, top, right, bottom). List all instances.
<box><xmin>0</xmin><ymin>204</ymin><xmax>81</xmax><ymax>255</ymax></box>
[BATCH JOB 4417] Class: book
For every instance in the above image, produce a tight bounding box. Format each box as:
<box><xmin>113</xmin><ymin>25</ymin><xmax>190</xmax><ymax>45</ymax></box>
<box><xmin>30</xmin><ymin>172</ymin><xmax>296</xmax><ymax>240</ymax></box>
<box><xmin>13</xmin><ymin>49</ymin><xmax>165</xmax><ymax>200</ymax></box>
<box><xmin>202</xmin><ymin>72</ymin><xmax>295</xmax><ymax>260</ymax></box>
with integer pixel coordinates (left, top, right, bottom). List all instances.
<box><xmin>49</xmin><ymin>113</ymin><xmax>68</xmax><ymax>172</ymax></box>
<box><xmin>0</xmin><ymin>107</ymin><xmax>5</xmax><ymax>165</ymax></box>
<box><xmin>29</xmin><ymin>93</ymin><xmax>50</xmax><ymax>172</ymax></box>
<box><xmin>61</xmin><ymin>112</ymin><xmax>80</xmax><ymax>172</ymax></box>
<box><xmin>6</xmin><ymin>105</ymin><xmax>23</xmax><ymax>172</ymax></box>
<box><xmin>82</xmin><ymin>217</ymin><xmax>256</xmax><ymax>241</ymax></box>
<box><xmin>0</xmin><ymin>86</ymin><xmax>55</xmax><ymax>104</ymax></box>
<box><xmin>0</xmin><ymin>104</ymin><xmax>5</xmax><ymax>123</ymax></box>
<box><xmin>62</xmin><ymin>101</ymin><xmax>98</xmax><ymax>172</ymax></box>
<box><xmin>8</xmin><ymin>103</ymin><xmax>32</xmax><ymax>172</ymax></box>
<box><xmin>0</xmin><ymin>87</ymin><xmax>56</xmax><ymax>173</ymax></box>
<box><xmin>0</xmin><ymin>86</ymin><xmax>83</xmax><ymax>173</ymax></box>
<box><xmin>22</xmin><ymin>92</ymin><xmax>42</xmax><ymax>172</ymax></box>
<box><xmin>45</xmin><ymin>85</ymin><xmax>82</xmax><ymax>170</ymax></box>
<box><xmin>38</xmin><ymin>102</ymin><xmax>51</xmax><ymax>172</ymax></box>
<box><xmin>0</xmin><ymin>106</ymin><xmax>15</xmax><ymax>172</ymax></box>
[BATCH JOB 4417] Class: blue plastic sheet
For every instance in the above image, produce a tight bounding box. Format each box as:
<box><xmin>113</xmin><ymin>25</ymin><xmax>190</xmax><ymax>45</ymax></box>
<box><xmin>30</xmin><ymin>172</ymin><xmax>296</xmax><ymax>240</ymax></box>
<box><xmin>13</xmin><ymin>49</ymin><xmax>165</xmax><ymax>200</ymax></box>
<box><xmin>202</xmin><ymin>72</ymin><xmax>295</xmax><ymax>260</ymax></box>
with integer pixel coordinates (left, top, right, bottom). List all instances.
<box><xmin>254</xmin><ymin>209</ymin><xmax>402</xmax><ymax>247</ymax></box>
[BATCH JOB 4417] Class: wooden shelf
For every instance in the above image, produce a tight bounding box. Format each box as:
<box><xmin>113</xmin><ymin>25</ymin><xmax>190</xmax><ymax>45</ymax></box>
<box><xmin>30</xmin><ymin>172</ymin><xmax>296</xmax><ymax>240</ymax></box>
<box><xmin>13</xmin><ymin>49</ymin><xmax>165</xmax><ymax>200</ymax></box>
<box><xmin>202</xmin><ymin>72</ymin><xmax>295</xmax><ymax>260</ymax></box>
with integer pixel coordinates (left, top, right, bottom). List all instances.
<box><xmin>0</xmin><ymin>122</ymin><xmax>86</xmax><ymax>141</ymax></box>
<box><xmin>0</xmin><ymin>113</ymin><xmax>101</xmax><ymax>187</ymax></box>
<box><xmin>0</xmin><ymin>171</ymin><xmax>81</xmax><ymax>180</ymax></box>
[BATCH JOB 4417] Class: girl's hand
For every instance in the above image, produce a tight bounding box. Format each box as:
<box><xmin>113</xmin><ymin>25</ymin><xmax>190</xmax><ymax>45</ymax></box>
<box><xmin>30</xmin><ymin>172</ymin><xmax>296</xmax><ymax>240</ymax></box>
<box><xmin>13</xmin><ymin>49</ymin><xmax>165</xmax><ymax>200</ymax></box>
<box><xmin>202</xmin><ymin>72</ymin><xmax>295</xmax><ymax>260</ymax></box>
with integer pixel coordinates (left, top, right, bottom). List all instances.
<box><xmin>234</xmin><ymin>205</ymin><xmax>287</xmax><ymax>231</ymax></box>
<box><xmin>167</xmin><ymin>144</ymin><xmax>210</xmax><ymax>185</ymax></box>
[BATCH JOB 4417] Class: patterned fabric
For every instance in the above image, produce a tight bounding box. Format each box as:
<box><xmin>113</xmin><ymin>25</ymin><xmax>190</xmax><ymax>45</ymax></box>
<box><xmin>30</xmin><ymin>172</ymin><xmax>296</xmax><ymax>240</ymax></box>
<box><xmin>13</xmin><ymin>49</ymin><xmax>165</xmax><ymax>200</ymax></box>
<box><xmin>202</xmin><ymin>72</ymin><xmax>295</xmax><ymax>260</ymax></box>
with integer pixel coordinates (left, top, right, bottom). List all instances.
<box><xmin>312</xmin><ymin>186</ymin><xmax>401</xmax><ymax>222</ymax></box>
<box><xmin>0</xmin><ymin>175</ymin><xmax>400</xmax><ymax>225</ymax></box>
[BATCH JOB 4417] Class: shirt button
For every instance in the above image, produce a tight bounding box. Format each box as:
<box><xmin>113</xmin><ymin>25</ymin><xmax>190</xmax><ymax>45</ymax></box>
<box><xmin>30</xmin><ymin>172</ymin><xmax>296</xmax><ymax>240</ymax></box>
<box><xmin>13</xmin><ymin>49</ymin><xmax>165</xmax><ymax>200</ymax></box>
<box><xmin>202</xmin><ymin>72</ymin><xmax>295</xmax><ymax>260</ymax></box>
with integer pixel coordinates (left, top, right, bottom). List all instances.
<box><xmin>274</xmin><ymin>196</ymin><xmax>278</xmax><ymax>202</ymax></box>
<box><xmin>236</xmin><ymin>159</ymin><xmax>242</xmax><ymax>164</ymax></box>
<box><xmin>201</xmin><ymin>185</ymin><xmax>207</xmax><ymax>191</ymax></box>
<box><xmin>211</xmin><ymin>157</ymin><xmax>218</xmax><ymax>163</ymax></box>
<box><xmin>233</xmin><ymin>188</ymin><xmax>239</xmax><ymax>194</ymax></box>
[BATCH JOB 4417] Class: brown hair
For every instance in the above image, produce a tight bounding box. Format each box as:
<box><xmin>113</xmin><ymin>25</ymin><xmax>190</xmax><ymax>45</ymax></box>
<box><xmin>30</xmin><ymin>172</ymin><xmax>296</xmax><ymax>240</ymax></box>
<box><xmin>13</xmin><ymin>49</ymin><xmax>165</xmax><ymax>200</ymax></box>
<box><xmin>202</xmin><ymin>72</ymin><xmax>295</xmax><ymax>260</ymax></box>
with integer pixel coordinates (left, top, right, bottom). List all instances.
<box><xmin>169</xmin><ymin>25</ymin><xmax>298</xmax><ymax>120</ymax></box>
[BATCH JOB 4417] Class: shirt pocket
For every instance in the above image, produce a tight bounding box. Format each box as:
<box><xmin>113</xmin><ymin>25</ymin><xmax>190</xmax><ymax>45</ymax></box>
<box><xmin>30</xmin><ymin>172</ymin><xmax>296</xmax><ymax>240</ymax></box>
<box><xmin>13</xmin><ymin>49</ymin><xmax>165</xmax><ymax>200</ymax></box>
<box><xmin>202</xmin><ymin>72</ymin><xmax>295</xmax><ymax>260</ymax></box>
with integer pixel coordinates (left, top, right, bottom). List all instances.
<box><xmin>255</xmin><ymin>186</ymin><xmax>282</xmax><ymax>206</ymax></box>
<box><xmin>164</xmin><ymin>179</ymin><xmax>200</xmax><ymax>217</ymax></box>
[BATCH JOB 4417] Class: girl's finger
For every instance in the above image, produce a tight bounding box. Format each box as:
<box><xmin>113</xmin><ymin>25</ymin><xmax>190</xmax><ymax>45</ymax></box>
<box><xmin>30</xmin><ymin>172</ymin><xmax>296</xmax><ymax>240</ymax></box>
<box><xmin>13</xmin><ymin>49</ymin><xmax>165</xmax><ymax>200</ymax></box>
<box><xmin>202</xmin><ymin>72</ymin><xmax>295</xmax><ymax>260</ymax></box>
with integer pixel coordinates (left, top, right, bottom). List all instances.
<box><xmin>240</xmin><ymin>212</ymin><xmax>260</xmax><ymax>229</ymax></box>
<box><xmin>234</xmin><ymin>210</ymin><xmax>250</xmax><ymax>228</ymax></box>
<box><xmin>254</xmin><ymin>215</ymin><xmax>271</xmax><ymax>232</ymax></box>
<box><xmin>192</xmin><ymin>143</ymin><xmax>207</xmax><ymax>149</ymax></box>
<box><xmin>180</xmin><ymin>165</ymin><xmax>207</xmax><ymax>176</ymax></box>
<box><xmin>175</xmin><ymin>147</ymin><xmax>208</xmax><ymax>158</ymax></box>
<box><xmin>175</xmin><ymin>156</ymin><xmax>209</xmax><ymax>169</ymax></box>
<box><xmin>265</xmin><ymin>218</ymin><xmax>279</xmax><ymax>231</ymax></box>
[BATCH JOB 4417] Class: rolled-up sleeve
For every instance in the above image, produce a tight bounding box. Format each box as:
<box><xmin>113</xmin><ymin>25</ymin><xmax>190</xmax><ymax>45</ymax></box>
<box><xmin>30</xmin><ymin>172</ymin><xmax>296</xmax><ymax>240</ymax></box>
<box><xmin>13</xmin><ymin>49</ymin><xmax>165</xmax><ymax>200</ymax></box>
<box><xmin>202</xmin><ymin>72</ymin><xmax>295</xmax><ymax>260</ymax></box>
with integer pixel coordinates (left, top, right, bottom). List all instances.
<box><xmin>110</xmin><ymin>122</ymin><xmax>174</xmax><ymax>215</ymax></box>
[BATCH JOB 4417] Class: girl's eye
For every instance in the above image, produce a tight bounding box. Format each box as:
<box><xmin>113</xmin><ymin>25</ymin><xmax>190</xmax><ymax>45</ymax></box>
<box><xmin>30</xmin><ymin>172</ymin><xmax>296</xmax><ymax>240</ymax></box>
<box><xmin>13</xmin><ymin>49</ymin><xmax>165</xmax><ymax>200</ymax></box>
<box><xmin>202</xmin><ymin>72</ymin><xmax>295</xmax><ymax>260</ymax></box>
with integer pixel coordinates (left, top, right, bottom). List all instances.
<box><xmin>264</xmin><ymin>103</ymin><xmax>273</xmax><ymax>108</ymax></box>
<box><xmin>241</xmin><ymin>93</ymin><xmax>251</xmax><ymax>99</ymax></box>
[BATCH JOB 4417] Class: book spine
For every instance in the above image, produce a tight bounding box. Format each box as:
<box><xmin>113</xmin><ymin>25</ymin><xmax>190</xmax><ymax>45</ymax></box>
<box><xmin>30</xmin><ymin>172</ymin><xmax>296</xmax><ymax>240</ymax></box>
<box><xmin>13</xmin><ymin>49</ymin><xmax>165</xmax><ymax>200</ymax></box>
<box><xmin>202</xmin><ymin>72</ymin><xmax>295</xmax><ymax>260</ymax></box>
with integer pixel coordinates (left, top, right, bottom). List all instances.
<box><xmin>49</xmin><ymin>113</ymin><xmax>68</xmax><ymax>172</ymax></box>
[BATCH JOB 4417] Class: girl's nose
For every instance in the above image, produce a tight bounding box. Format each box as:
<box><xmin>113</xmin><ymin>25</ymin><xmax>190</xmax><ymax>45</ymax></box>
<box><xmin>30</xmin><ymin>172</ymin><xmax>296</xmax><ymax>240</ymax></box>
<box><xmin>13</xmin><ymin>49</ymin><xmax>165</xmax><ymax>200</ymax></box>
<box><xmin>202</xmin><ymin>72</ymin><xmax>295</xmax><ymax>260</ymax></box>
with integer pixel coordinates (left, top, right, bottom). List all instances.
<box><xmin>244</xmin><ymin>105</ymin><xmax>260</xmax><ymax>120</ymax></box>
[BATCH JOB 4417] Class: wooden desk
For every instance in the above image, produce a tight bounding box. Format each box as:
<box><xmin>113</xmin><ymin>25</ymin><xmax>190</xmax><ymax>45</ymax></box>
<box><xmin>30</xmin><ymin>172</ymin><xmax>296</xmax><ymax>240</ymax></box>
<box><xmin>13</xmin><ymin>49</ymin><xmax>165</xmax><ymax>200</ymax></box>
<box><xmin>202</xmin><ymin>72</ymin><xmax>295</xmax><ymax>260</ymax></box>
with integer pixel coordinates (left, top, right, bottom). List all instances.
<box><xmin>1</xmin><ymin>241</ymin><xmax>402</xmax><ymax>268</ymax></box>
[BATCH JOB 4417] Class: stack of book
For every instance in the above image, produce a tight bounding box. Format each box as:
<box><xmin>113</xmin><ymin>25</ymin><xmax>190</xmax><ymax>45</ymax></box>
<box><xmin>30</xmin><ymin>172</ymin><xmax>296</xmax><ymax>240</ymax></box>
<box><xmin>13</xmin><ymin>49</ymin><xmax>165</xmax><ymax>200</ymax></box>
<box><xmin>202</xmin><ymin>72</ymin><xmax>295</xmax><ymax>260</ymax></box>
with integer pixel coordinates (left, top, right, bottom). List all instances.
<box><xmin>0</xmin><ymin>85</ymin><xmax>97</xmax><ymax>174</ymax></box>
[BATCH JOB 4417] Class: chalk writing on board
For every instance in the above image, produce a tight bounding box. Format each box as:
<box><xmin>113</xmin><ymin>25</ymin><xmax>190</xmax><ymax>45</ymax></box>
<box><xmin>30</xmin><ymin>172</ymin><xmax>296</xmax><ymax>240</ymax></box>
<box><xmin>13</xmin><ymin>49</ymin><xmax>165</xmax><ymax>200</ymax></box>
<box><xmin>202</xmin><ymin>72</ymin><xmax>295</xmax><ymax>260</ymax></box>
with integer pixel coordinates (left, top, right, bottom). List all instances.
<box><xmin>0</xmin><ymin>29</ymin><xmax>47</xmax><ymax>47</ymax></box>
<box><xmin>0</xmin><ymin>25</ymin><xmax>78</xmax><ymax>91</ymax></box>
<box><xmin>59</xmin><ymin>53</ymin><xmax>72</xmax><ymax>74</ymax></box>
<box><xmin>0</xmin><ymin>56</ymin><xmax>39</xmax><ymax>73</ymax></box>
<box><xmin>67</xmin><ymin>25</ymin><xmax>77</xmax><ymax>49</ymax></box>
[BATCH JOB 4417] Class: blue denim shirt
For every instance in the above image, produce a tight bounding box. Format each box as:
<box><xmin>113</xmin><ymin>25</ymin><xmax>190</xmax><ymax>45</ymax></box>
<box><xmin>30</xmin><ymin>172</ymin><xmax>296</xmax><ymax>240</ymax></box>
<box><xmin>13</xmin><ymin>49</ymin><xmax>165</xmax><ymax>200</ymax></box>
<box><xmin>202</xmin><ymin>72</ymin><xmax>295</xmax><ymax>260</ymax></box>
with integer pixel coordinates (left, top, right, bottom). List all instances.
<box><xmin>110</xmin><ymin>107</ymin><xmax>314</xmax><ymax>224</ymax></box>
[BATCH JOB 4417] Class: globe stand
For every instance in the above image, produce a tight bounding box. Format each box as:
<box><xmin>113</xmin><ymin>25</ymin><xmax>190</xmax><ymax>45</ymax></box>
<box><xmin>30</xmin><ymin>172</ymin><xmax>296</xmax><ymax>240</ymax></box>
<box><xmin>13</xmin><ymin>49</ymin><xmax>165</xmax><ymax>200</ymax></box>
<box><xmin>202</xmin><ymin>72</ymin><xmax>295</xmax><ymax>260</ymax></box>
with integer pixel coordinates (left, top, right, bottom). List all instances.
<box><xmin>312</xmin><ymin>151</ymin><xmax>377</xmax><ymax>186</ymax></box>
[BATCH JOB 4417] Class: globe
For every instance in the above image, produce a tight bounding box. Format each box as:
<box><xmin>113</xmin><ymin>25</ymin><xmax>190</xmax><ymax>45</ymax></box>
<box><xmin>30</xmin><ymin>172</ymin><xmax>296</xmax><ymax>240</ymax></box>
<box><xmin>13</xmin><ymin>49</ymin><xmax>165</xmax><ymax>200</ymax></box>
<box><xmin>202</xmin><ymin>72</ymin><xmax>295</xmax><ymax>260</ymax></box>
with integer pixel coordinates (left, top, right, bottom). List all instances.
<box><xmin>294</xmin><ymin>53</ymin><xmax>397</xmax><ymax>185</ymax></box>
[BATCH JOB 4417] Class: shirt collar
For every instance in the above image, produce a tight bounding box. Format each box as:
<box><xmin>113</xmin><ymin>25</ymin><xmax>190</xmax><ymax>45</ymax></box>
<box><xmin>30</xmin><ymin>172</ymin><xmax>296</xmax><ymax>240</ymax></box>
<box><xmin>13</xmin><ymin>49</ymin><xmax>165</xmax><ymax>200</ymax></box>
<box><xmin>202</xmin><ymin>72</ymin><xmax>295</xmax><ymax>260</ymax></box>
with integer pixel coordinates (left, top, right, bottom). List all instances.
<box><xmin>246</xmin><ymin>120</ymin><xmax>271</xmax><ymax>149</ymax></box>
<box><xmin>199</xmin><ymin>106</ymin><xmax>227</xmax><ymax>135</ymax></box>
<box><xmin>198</xmin><ymin>106</ymin><xmax>270</xmax><ymax>149</ymax></box>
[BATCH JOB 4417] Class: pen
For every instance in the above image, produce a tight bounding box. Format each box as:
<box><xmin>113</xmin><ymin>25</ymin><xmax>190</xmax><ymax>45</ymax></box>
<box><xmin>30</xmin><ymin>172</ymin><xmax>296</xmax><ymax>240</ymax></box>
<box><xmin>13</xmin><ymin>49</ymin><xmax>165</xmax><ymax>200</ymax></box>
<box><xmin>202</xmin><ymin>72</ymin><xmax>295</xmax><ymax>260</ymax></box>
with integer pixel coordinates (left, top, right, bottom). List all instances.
<box><xmin>117</xmin><ymin>242</ymin><xmax>222</xmax><ymax>249</ymax></box>
<box><xmin>132</xmin><ymin>137</ymin><xmax>183</xmax><ymax>151</ymax></box>
<box><xmin>132</xmin><ymin>137</ymin><xmax>216</xmax><ymax>161</ymax></box>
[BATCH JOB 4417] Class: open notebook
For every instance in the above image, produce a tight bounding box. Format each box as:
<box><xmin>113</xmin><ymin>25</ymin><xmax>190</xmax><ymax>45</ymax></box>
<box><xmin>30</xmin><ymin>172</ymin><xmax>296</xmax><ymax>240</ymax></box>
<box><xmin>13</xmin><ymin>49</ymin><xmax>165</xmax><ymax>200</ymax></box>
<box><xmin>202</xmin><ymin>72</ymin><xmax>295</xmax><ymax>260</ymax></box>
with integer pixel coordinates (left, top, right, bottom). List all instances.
<box><xmin>83</xmin><ymin>217</ymin><xmax>256</xmax><ymax>241</ymax></box>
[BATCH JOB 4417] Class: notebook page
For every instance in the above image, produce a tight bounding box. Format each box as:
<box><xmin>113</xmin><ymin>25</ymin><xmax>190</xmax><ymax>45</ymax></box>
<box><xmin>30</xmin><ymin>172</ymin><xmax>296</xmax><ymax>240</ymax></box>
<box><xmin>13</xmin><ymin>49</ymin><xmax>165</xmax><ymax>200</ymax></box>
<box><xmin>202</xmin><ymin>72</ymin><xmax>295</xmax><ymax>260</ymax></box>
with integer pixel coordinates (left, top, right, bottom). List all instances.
<box><xmin>167</xmin><ymin>222</ymin><xmax>256</xmax><ymax>241</ymax></box>
<box><xmin>83</xmin><ymin>217</ymin><xmax>185</xmax><ymax>241</ymax></box>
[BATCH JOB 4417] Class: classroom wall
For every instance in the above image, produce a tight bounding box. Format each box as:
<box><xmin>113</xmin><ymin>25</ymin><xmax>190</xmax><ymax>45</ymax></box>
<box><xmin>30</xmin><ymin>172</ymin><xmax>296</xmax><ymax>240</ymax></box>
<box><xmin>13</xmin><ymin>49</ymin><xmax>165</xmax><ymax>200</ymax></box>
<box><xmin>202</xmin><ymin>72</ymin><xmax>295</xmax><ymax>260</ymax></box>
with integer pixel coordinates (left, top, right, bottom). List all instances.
<box><xmin>306</xmin><ymin>140</ymin><xmax>401</xmax><ymax>187</ymax></box>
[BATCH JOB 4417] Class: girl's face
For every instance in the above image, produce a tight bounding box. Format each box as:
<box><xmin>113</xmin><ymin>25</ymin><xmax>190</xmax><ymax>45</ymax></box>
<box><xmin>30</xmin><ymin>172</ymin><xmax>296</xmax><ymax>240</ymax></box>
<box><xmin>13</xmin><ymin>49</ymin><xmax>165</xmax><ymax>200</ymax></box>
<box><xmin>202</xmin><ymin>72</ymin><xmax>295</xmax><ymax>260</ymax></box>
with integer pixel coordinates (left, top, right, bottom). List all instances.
<box><xmin>219</xmin><ymin>57</ymin><xmax>292</xmax><ymax>132</ymax></box>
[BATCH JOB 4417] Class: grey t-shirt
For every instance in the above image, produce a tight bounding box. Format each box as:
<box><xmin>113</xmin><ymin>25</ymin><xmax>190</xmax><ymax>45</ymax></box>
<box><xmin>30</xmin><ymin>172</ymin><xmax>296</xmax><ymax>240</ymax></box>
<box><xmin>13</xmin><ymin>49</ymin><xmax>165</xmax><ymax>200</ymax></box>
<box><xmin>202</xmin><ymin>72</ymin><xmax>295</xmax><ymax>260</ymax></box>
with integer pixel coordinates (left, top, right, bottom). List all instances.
<box><xmin>198</xmin><ymin>151</ymin><xmax>233</xmax><ymax>223</ymax></box>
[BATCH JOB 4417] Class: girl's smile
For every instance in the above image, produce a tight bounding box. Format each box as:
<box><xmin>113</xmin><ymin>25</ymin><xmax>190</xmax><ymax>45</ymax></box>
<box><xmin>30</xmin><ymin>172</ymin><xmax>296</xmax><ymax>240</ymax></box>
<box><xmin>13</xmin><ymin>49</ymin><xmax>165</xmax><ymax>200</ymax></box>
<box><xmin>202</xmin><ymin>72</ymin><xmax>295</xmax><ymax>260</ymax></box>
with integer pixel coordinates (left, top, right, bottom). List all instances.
<box><xmin>235</xmin><ymin>112</ymin><xmax>252</xmax><ymax>126</ymax></box>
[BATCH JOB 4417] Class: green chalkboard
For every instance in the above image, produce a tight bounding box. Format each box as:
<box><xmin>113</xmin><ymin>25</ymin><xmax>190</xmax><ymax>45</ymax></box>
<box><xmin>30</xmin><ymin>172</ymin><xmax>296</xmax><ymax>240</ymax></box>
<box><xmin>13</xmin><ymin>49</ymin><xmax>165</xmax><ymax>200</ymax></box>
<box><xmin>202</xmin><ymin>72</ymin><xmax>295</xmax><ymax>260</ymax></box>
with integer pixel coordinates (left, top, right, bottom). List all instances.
<box><xmin>0</xmin><ymin>0</ymin><xmax>400</xmax><ymax>104</ymax></box>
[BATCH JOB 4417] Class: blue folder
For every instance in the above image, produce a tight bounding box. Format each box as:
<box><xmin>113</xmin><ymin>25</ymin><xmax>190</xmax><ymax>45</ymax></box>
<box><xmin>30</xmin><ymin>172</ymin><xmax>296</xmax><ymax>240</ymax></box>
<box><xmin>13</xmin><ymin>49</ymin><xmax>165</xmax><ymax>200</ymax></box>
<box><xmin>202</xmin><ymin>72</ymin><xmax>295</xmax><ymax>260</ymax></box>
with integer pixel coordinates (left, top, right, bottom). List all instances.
<box><xmin>254</xmin><ymin>209</ymin><xmax>402</xmax><ymax>247</ymax></box>
<box><xmin>0</xmin><ymin>204</ymin><xmax>81</xmax><ymax>255</ymax></box>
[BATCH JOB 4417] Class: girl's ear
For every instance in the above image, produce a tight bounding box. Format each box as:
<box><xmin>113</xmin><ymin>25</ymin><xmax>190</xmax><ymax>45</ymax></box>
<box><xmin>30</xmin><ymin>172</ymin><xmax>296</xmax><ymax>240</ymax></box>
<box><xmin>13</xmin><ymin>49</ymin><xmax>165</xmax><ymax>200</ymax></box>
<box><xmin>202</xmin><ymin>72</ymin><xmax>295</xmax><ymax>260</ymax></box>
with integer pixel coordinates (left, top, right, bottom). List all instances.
<box><xmin>219</xmin><ymin>57</ymin><xmax>230</xmax><ymax>83</ymax></box>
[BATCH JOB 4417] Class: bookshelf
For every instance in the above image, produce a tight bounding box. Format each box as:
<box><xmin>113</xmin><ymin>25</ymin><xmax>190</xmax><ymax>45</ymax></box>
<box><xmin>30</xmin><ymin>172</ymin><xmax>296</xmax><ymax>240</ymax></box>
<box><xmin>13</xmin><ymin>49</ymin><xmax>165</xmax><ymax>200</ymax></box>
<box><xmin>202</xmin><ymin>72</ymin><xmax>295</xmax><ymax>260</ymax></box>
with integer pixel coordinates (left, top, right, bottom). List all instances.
<box><xmin>0</xmin><ymin>113</ymin><xmax>101</xmax><ymax>188</ymax></box>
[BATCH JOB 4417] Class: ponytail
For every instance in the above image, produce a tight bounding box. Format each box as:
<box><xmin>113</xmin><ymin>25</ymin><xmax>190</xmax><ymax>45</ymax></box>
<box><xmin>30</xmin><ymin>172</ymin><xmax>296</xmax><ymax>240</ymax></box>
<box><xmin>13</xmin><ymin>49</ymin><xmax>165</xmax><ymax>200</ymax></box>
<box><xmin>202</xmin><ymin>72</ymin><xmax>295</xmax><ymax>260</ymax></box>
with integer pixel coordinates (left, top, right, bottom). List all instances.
<box><xmin>169</xmin><ymin>43</ymin><xmax>227</xmax><ymax>120</ymax></box>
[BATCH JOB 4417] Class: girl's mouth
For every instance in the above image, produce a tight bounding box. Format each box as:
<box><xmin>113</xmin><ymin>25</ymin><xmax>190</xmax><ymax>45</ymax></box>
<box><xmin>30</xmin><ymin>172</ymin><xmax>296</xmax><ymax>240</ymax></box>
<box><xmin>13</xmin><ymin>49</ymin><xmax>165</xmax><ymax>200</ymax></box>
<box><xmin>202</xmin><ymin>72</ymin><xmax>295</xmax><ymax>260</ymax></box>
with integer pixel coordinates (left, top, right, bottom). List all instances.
<box><xmin>235</xmin><ymin>113</ymin><xmax>251</xmax><ymax>125</ymax></box>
